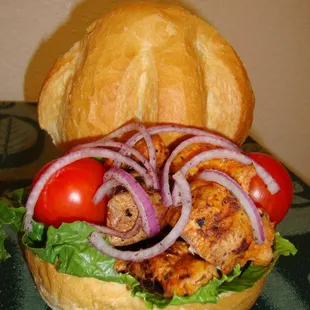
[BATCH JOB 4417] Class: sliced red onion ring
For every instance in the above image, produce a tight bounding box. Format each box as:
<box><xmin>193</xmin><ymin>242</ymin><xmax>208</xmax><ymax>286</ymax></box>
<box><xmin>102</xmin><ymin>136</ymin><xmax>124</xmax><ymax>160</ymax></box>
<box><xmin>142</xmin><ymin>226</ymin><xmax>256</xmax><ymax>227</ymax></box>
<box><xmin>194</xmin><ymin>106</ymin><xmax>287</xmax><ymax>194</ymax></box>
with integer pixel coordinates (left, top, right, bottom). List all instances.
<box><xmin>99</xmin><ymin>168</ymin><xmax>160</xmax><ymax>237</ymax></box>
<box><xmin>100</xmin><ymin>122</ymin><xmax>157</xmax><ymax>171</ymax></box>
<box><xmin>88</xmin><ymin>171</ymin><xmax>192</xmax><ymax>262</ymax></box>
<box><xmin>102</xmin><ymin>123</ymin><xmax>141</xmax><ymax>140</ymax></box>
<box><xmin>127</xmin><ymin>124</ymin><xmax>240</xmax><ymax>150</ymax></box>
<box><xmin>123</xmin><ymin>123</ymin><xmax>157</xmax><ymax>171</ymax></box>
<box><xmin>24</xmin><ymin>148</ymin><xmax>153</xmax><ymax>233</ymax></box>
<box><xmin>73</xmin><ymin>141</ymin><xmax>159</xmax><ymax>190</ymax></box>
<box><xmin>90</xmin><ymin>216</ymin><xmax>141</xmax><ymax>240</ymax></box>
<box><xmin>161</xmin><ymin>135</ymin><xmax>241</xmax><ymax>206</ymax></box>
<box><xmin>93</xmin><ymin>179</ymin><xmax>120</xmax><ymax>204</ymax></box>
<box><xmin>172</xmin><ymin>148</ymin><xmax>280</xmax><ymax>205</ymax></box>
<box><xmin>196</xmin><ymin>170</ymin><xmax>265</xmax><ymax>244</ymax></box>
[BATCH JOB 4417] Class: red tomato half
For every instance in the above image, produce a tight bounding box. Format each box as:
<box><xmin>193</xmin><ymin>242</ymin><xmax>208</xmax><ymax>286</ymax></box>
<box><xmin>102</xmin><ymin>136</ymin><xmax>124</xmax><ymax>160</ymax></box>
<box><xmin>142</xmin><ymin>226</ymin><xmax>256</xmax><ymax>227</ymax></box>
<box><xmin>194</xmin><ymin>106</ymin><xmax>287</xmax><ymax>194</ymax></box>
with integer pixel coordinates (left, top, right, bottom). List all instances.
<box><xmin>247</xmin><ymin>152</ymin><xmax>293</xmax><ymax>224</ymax></box>
<box><xmin>32</xmin><ymin>158</ymin><xmax>108</xmax><ymax>227</ymax></box>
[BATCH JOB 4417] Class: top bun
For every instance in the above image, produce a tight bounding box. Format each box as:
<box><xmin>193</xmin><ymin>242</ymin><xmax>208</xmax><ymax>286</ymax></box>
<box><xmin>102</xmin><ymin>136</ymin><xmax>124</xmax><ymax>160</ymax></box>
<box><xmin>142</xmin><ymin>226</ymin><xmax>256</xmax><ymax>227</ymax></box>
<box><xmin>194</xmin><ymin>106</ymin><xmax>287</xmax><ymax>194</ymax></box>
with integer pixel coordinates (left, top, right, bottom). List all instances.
<box><xmin>38</xmin><ymin>2</ymin><xmax>254</xmax><ymax>149</ymax></box>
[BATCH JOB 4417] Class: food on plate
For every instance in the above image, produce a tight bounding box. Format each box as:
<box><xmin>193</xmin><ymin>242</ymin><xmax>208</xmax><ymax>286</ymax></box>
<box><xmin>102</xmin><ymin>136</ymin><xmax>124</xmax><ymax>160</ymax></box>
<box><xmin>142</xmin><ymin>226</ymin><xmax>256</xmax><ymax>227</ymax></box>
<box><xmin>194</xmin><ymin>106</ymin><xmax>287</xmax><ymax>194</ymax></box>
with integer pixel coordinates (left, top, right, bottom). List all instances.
<box><xmin>1</xmin><ymin>123</ymin><xmax>296</xmax><ymax>309</ymax></box>
<box><xmin>0</xmin><ymin>2</ymin><xmax>296</xmax><ymax>310</ymax></box>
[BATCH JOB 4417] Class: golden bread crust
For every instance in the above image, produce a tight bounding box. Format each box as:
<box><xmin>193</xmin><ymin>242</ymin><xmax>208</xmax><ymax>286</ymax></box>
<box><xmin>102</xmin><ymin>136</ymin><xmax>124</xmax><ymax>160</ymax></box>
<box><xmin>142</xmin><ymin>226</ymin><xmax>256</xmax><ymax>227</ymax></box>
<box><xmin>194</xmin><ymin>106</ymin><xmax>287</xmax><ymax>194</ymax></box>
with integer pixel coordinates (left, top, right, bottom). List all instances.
<box><xmin>38</xmin><ymin>2</ymin><xmax>254</xmax><ymax>149</ymax></box>
<box><xmin>25</xmin><ymin>248</ymin><xmax>265</xmax><ymax>310</ymax></box>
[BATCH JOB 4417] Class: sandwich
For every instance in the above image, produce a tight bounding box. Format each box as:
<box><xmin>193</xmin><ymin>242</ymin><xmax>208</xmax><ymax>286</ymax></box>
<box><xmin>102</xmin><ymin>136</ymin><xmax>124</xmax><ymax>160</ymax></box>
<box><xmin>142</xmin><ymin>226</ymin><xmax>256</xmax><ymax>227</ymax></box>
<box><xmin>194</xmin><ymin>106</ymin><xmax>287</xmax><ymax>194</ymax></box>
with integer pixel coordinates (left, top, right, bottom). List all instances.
<box><xmin>0</xmin><ymin>2</ymin><xmax>296</xmax><ymax>310</ymax></box>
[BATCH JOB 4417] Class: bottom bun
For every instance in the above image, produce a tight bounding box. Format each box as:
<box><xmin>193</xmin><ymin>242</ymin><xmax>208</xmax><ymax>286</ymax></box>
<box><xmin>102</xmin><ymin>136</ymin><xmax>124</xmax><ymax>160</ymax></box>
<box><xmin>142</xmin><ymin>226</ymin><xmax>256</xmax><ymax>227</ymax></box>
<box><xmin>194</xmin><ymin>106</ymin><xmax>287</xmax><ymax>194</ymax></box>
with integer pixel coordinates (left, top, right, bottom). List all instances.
<box><xmin>25</xmin><ymin>248</ymin><xmax>265</xmax><ymax>310</ymax></box>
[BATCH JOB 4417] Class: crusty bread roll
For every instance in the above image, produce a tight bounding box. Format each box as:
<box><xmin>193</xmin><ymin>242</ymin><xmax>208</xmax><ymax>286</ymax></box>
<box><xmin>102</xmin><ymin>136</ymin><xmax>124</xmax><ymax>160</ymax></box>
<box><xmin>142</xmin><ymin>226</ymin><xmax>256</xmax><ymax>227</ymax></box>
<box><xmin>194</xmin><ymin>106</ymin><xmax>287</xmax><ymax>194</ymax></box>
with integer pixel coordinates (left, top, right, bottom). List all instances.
<box><xmin>32</xmin><ymin>3</ymin><xmax>260</xmax><ymax>309</ymax></box>
<box><xmin>38</xmin><ymin>2</ymin><xmax>254</xmax><ymax>150</ymax></box>
<box><xmin>25</xmin><ymin>248</ymin><xmax>264</xmax><ymax>310</ymax></box>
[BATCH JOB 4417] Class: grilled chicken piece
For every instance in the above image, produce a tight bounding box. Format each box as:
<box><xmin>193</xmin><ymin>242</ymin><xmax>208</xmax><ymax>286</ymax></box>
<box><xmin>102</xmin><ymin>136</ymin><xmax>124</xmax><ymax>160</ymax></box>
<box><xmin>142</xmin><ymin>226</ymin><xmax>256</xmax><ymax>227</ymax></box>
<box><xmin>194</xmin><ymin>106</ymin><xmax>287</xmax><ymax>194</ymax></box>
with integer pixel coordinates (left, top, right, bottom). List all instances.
<box><xmin>107</xmin><ymin>190</ymin><xmax>168</xmax><ymax>246</ymax></box>
<box><xmin>114</xmin><ymin>240</ymin><xmax>219</xmax><ymax>298</ymax></box>
<box><xmin>171</xmin><ymin>143</ymin><xmax>256</xmax><ymax>192</ymax></box>
<box><xmin>240</xmin><ymin>210</ymin><xmax>275</xmax><ymax>267</ymax></box>
<box><xmin>166</xmin><ymin>180</ymin><xmax>274</xmax><ymax>275</ymax></box>
<box><xmin>134</xmin><ymin>134</ymin><xmax>170</xmax><ymax>169</ymax></box>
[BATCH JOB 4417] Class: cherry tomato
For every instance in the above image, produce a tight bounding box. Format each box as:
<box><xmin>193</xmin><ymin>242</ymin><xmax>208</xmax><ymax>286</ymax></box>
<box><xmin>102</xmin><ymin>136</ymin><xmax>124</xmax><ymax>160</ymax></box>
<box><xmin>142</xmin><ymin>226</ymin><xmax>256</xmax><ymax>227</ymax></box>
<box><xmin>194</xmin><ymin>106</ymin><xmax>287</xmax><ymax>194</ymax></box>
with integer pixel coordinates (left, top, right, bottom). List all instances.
<box><xmin>247</xmin><ymin>152</ymin><xmax>293</xmax><ymax>224</ymax></box>
<box><xmin>32</xmin><ymin>158</ymin><xmax>108</xmax><ymax>227</ymax></box>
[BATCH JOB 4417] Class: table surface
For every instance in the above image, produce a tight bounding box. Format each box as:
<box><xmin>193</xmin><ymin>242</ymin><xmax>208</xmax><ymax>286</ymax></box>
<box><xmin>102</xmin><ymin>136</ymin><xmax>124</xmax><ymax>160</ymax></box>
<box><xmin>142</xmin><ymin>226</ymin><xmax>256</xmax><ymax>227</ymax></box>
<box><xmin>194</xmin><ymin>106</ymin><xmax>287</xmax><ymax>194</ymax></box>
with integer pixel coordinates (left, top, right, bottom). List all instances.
<box><xmin>0</xmin><ymin>102</ymin><xmax>309</xmax><ymax>310</ymax></box>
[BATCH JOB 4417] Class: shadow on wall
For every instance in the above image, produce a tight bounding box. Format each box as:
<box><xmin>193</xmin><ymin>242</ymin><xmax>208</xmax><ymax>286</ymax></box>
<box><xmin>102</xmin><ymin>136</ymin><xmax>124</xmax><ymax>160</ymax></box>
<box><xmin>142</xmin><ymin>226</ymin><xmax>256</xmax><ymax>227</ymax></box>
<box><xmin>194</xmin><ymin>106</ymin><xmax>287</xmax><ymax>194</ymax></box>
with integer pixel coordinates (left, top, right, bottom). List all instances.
<box><xmin>23</xmin><ymin>0</ymin><xmax>198</xmax><ymax>101</ymax></box>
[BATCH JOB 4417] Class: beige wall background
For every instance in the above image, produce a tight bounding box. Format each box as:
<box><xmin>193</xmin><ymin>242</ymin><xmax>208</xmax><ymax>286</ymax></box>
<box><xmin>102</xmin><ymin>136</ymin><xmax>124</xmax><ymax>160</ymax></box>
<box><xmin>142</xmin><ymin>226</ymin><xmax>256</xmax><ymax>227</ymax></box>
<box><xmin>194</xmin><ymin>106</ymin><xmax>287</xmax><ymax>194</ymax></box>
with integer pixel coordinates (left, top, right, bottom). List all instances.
<box><xmin>0</xmin><ymin>0</ymin><xmax>309</xmax><ymax>184</ymax></box>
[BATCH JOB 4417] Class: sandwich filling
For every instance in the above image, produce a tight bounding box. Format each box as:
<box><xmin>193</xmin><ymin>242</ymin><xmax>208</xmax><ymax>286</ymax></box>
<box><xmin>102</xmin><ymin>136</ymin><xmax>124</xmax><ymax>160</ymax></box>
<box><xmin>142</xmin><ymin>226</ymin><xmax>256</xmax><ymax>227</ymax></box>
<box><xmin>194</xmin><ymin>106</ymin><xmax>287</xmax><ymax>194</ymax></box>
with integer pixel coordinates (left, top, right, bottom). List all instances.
<box><xmin>103</xmin><ymin>134</ymin><xmax>274</xmax><ymax>298</ymax></box>
<box><xmin>0</xmin><ymin>122</ymin><xmax>297</xmax><ymax>308</ymax></box>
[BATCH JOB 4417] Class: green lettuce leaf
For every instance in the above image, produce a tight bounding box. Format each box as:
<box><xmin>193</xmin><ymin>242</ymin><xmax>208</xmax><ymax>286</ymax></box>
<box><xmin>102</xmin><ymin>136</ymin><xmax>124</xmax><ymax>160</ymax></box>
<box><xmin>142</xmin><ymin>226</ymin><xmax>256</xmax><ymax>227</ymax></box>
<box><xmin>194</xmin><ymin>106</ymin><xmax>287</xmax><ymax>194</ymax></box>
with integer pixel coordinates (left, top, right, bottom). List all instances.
<box><xmin>0</xmin><ymin>228</ymin><xmax>10</xmax><ymax>260</ymax></box>
<box><xmin>0</xmin><ymin>188</ymin><xmax>297</xmax><ymax>309</ymax></box>
<box><xmin>23</xmin><ymin>221</ymin><xmax>125</xmax><ymax>283</ymax></box>
<box><xmin>0</xmin><ymin>188</ymin><xmax>28</xmax><ymax>260</ymax></box>
<box><xmin>0</xmin><ymin>188</ymin><xmax>27</xmax><ymax>232</ymax></box>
